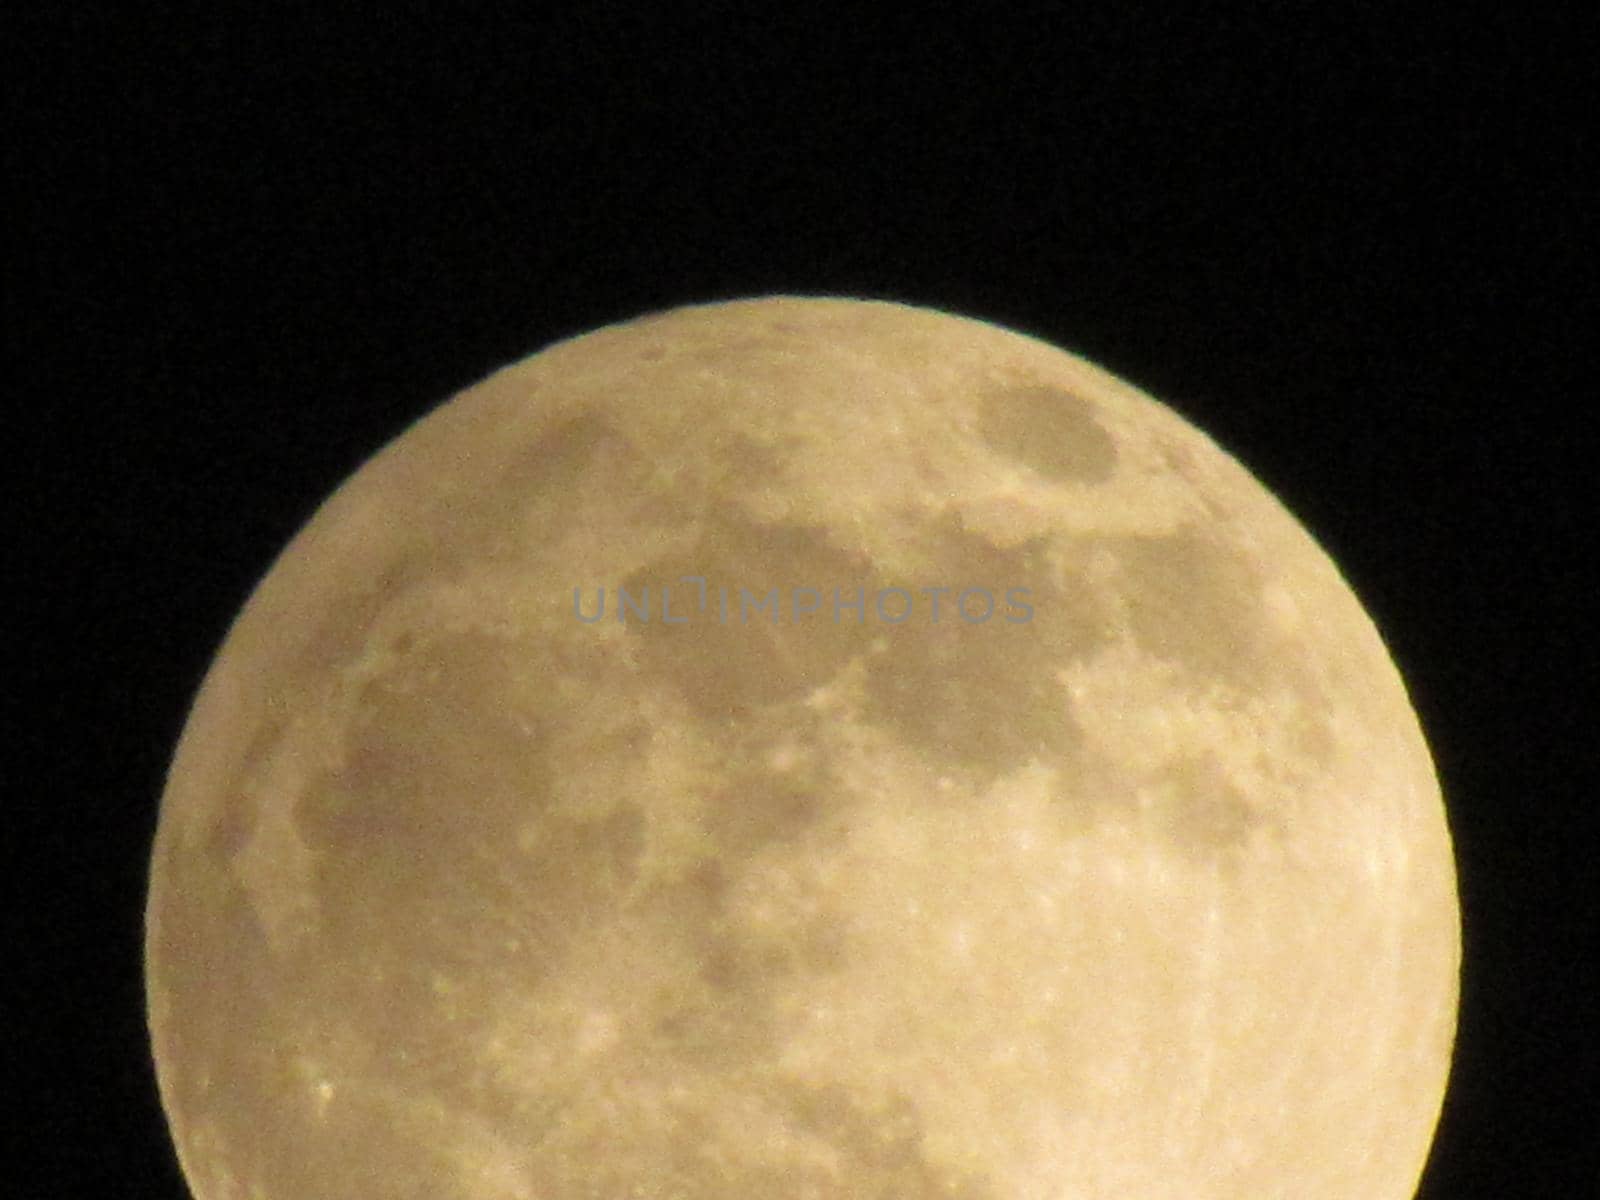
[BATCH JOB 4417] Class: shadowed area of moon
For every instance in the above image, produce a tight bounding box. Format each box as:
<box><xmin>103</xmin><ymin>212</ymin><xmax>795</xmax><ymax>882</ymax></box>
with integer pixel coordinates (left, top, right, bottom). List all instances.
<box><xmin>980</xmin><ymin>383</ymin><xmax>1120</xmax><ymax>484</ymax></box>
<box><xmin>146</xmin><ymin>296</ymin><xmax>1458</xmax><ymax>1200</ymax></box>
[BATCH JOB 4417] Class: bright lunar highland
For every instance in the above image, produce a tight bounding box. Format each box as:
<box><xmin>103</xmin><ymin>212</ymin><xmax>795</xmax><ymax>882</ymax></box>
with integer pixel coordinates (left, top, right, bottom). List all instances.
<box><xmin>145</xmin><ymin>296</ymin><xmax>1459</xmax><ymax>1199</ymax></box>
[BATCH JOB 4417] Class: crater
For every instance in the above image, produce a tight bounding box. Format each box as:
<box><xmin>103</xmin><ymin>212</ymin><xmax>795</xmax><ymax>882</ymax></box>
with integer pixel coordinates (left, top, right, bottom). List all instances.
<box><xmin>714</xmin><ymin>432</ymin><xmax>805</xmax><ymax>505</ymax></box>
<box><xmin>648</xmin><ymin>978</ymin><xmax>777</xmax><ymax>1071</ymax></box>
<box><xmin>201</xmin><ymin>1064</ymin><xmax>487</xmax><ymax>1200</ymax></box>
<box><xmin>621</xmin><ymin>511</ymin><xmax>879</xmax><ymax>720</ymax></box>
<box><xmin>775</xmin><ymin>1081</ymin><xmax>997</xmax><ymax>1198</ymax></box>
<box><xmin>294</xmin><ymin>631</ymin><xmax>549</xmax><ymax>863</ymax></box>
<box><xmin>294</xmin><ymin>417</ymin><xmax>644</xmax><ymax>679</ymax></box>
<box><xmin>700</xmin><ymin>910</ymin><xmax>848</xmax><ymax>995</ymax></box>
<box><xmin>1114</xmin><ymin>527</ymin><xmax>1269</xmax><ymax>686</ymax></box>
<box><xmin>517</xmin><ymin>803</ymin><xmax>648</xmax><ymax>945</ymax></box>
<box><xmin>705</xmin><ymin>712</ymin><xmax>848</xmax><ymax>861</ymax></box>
<box><xmin>979</xmin><ymin>383</ymin><xmax>1119</xmax><ymax>484</ymax></box>
<box><xmin>204</xmin><ymin>713</ymin><xmax>286</xmax><ymax>863</ymax></box>
<box><xmin>520</xmin><ymin>1076</ymin><xmax>997</xmax><ymax>1200</ymax></box>
<box><xmin>287</xmin><ymin>630</ymin><xmax>609</xmax><ymax>1065</ymax></box>
<box><xmin>504</xmin><ymin>410</ymin><xmax>703</xmax><ymax>562</ymax></box>
<box><xmin>710</xmin><ymin>774</ymin><xmax>825</xmax><ymax>859</ymax></box>
<box><xmin>862</xmin><ymin>517</ymin><xmax>1104</xmax><ymax>778</ymax></box>
<box><xmin>507</xmin><ymin>413</ymin><xmax>615</xmax><ymax>497</ymax></box>
<box><xmin>1148</xmin><ymin>753</ymin><xmax>1263</xmax><ymax>857</ymax></box>
<box><xmin>148</xmin><ymin>840</ymin><xmax>298</xmax><ymax>1165</ymax></box>
<box><xmin>684</xmin><ymin>853</ymin><xmax>852</xmax><ymax>1003</ymax></box>
<box><xmin>294</xmin><ymin>551</ymin><xmax>432</xmax><ymax>681</ymax></box>
<box><xmin>864</xmin><ymin>618</ymin><xmax>1075</xmax><ymax>778</ymax></box>
<box><xmin>1047</xmin><ymin>742</ymin><xmax>1274</xmax><ymax>863</ymax></box>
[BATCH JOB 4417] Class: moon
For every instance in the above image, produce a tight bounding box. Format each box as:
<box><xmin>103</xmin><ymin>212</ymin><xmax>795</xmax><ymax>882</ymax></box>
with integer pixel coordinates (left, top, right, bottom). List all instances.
<box><xmin>145</xmin><ymin>296</ymin><xmax>1459</xmax><ymax>1198</ymax></box>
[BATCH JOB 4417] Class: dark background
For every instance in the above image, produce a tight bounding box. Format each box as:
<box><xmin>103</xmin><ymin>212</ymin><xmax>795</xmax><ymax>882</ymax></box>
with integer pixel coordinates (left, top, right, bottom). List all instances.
<box><xmin>11</xmin><ymin>5</ymin><xmax>1591</xmax><ymax>1197</ymax></box>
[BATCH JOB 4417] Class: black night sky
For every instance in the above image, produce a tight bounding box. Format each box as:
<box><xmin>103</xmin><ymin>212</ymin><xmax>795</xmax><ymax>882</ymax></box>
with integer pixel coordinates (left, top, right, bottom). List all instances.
<box><xmin>11</xmin><ymin>5</ymin><xmax>1591</xmax><ymax>1197</ymax></box>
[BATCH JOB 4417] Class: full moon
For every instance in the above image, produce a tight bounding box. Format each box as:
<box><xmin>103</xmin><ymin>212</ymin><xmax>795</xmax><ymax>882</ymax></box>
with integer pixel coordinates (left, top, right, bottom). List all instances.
<box><xmin>146</xmin><ymin>297</ymin><xmax>1459</xmax><ymax>1198</ymax></box>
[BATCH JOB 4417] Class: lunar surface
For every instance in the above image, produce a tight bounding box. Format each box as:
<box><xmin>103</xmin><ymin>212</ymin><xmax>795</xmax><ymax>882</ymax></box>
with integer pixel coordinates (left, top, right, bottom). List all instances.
<box><xmin>145</xmin><ymin>297</ymin><xmax>1459</xmax><ymax>1199</ymax></box>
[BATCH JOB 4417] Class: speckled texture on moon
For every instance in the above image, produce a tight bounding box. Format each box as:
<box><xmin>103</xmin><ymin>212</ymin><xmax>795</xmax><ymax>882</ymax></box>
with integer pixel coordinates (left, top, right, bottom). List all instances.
<box><xmin>145</xmin><ymin>297</ymin><xmax>1459</xmax><ymax>1199</ymax></box>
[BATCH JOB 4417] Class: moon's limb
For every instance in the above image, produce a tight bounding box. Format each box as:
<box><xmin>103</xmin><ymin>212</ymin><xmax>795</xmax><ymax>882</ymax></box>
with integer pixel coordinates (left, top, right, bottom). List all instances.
<box><xmin>146</xmin><ymin>296</ymin><xmax>1458</xmax><ymax>1199</ymax></box>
